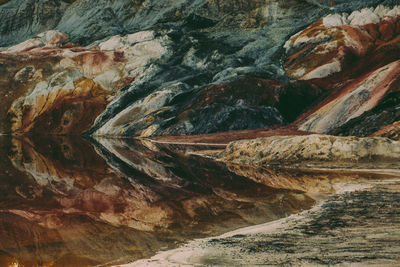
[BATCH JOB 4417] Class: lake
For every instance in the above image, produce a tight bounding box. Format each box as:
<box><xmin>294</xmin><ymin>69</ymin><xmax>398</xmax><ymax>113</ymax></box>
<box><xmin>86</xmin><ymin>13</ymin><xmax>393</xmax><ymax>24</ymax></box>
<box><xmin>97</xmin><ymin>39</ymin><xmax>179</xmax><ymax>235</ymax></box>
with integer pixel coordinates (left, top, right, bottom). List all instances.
<box><xmin>0</xmin><ymin>135</ymin><xmax>315</xmax><ymax>266</ymax></box>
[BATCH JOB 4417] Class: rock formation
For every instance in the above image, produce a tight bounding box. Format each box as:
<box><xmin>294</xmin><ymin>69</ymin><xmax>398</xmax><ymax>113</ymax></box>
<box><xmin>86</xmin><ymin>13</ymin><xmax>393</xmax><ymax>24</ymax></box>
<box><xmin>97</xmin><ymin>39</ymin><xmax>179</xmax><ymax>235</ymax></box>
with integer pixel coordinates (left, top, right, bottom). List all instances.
<box><xmin>284</xmin><ymin>5</ymin><xmax>400</xmax><ymax>139</ymax></box>
<box><xmin>0</xmin><ymin>30</ymin><xmax>172</xmax><ymax>134</ymax></box>
<box><xmin>218</xmin><ymin>134</ymin><xmax>400</xmax><ymax>168</ymax></box>
<box><xmin>1</xmin><ymin>0</ymin><xmax>398</xmax><ymax>139</ymax></box>
<box><xmin>2</xmin><ymin>1</ymin><xmax>400</xmax><ymax>265</ymax></box>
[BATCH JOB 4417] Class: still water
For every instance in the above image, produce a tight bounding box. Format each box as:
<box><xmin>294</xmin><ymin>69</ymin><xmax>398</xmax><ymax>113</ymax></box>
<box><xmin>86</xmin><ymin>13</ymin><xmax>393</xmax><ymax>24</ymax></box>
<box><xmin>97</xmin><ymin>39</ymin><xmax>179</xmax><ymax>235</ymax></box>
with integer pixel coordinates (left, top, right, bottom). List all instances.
<box><xmin>0</xmin><ymin>135</ymin><xmax>314</xmax><ymax>266</ymax></box>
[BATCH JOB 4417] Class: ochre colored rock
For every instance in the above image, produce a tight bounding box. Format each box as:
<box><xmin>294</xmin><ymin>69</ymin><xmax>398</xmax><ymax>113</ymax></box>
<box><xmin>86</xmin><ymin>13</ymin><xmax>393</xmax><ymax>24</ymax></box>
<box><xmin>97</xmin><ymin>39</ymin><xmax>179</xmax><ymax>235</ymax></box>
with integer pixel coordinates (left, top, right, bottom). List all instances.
<box><xmin>284</xmin><ymin>6</ymin><xmax>400</xmax><ymax>138</ymax></box>
<box><xmin>285</xmin><ymin>7</ymin><xmax>400</xmax><ymax>80</ymax></box>
<box><xmin>378</xmin><ymin>20</ymin><xmax>395</xmax><ymax>41</ymax></box>
<box><xmin>298</xmin><ymin>60</ymin><xmax>400</xmax><ymax>133</ymax></box>
<box><xmin>372</xmin><ymin>121</ymin><xmax>400</xmax><ymax>140</ymax></box>
<box><xmin>0</xmin><ymin>30</ymin><xmax>170</xmax><ymax>135</ymax></box>
<box><xmin>327</xmin><ymin>91</ymin><xmax>400</xmax><ymax>139</ymax></box>
<box><xmin>218</xmin><ymin>134</ymin><xmax>400</xmax><ymax>167</ymax></box>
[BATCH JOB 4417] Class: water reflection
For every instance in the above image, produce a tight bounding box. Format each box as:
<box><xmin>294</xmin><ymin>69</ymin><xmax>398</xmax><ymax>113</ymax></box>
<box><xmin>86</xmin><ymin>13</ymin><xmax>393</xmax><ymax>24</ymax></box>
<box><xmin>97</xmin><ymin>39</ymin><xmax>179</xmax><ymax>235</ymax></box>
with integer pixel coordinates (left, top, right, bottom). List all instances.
<box><xmin>0</xmin><ymin>135</ymin><xmax>314</xmax><ymax>266</ymax></box>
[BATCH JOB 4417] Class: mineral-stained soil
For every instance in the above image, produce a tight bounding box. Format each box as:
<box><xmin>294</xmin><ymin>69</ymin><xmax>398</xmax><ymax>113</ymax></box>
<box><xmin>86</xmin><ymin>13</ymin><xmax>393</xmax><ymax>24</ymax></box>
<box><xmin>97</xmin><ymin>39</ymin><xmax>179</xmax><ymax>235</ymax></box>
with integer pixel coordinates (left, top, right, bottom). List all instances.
<box><xmin>283</xmin><ymin>5</ymin><xmax>400</xmax><ymax>138</ymax></box>
<box><xmin>1</xmin><ymin>1</ymin><xmax>400</xmax><ymax>266</ymax></box>
<box><xmin>151</xmin><ymin>126</ymin><xmax>311</xmax><ymax>146</ymax></box>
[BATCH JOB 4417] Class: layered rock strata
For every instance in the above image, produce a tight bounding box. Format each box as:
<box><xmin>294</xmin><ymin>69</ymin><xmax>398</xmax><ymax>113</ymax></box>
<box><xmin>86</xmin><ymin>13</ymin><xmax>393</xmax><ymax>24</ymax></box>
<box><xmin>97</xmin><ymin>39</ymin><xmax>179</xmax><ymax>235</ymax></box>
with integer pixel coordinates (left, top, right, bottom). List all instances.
<box><xmin>0</xmin><ymin>2</ymin><xmax>399</xmax><ymax>140</ymax></box>
<box><xmin>284</xmin><ymin>5</ymin><xmax>400</xmax><ymax>138</ymax></box>
<box><xmin>0</xmin><ymin>30</ymin><xmax>171</xmax><ymax>134</ymax></box>
<box><xmin>284</xmin><ymin>5</ymin><xmax>400</xmax><ymax>80</ymax></box>
<box><xmin>2</xmin><ymin>0</ymin><xmax>397</xmax><ymax>138</ymax></box>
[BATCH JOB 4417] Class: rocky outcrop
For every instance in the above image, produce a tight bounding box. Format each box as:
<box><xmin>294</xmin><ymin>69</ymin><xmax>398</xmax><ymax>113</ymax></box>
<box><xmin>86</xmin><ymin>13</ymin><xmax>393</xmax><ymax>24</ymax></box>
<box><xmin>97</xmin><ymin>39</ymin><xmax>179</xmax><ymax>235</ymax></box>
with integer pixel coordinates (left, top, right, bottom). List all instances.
<box><xmin>0</xmin><ymin>30</ymin><xmax>172</xmax><ymax>134</ymax></box>
<box><xmin>298</xmin><ymin>60</ymin><xmax>400</xmax><ymax>133</ymax></box>
<box><xmin>1</xmin><ymin>1</ymin><xmax>399</xmax><ymax>138</ymax></box>
<box><xmin>91</xmin><ymin>77</ymin><xmax>322</xmax><ymax>137</ymax></box>
<box><xmin>0</xmin><ymin>0</ymin><xmax>68</xmax><ymax>47</ymax></box>
<box><xmin>0</xmin><ymin>0</ymin><xmax>330</xmax><ymax>47</ymax></box>
<box><xmin>284</xmin><ymin>5</ymin><xmax>400</xmax><ymax>80</ymax></box>
<box><xmin>218</xmin><ymin>134</ymin><xmax>400</xmax><ymax>168</ymax></box>
<box><xmin>283</xmin><ymin>5</ymin><xmax>400</xmax><ymax>137</ymax></box>
<box><xmin>2</xmin><ymin>0</ymin><xmax>332</xmax><ymax>136</ymax></box>
<box><xmin>329</xmin><ymin>91</ymin><xmax>400</xmax><ymax>139</ymax></box>
<box><xmin>1</xmin><ymin>30</ymin><xmax>322</xmax><ymax>136</ymax></box>
<box><xmin>372</xmin><ymin>120</ymin><xmax>400</xmax><ymax>140</ymax></box>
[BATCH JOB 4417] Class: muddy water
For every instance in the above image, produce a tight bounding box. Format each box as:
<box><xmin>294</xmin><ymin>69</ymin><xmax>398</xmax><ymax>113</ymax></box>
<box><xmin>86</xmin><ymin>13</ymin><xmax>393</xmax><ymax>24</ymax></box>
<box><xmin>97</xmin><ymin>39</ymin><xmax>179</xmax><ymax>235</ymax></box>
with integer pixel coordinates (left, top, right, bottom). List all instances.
<box><xmin>0</xmin><ymin>135</ymin><xmax>317</xmax><ymax>266</ymax></box>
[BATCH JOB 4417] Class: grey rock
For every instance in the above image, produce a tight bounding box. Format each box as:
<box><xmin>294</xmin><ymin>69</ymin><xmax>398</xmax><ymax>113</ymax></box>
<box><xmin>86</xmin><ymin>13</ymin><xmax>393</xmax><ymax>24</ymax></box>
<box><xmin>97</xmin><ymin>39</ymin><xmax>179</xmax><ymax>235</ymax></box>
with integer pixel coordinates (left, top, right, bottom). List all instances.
<box><xmin>1</xmin><ymin>0</ymin><xmax>396</xmax><ymax>137</ymax></box>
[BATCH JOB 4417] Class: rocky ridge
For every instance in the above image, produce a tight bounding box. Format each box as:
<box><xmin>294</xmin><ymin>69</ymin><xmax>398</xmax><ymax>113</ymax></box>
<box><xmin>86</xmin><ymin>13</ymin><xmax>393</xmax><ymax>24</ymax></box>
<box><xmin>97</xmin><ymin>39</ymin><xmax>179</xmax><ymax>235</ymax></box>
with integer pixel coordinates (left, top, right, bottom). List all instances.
<box><xmin>0</xmin><ymin>0</ymin><xmax>399</xmax><ymax>140</ymax></box>
<box><xmin>283</xmin><ymin>5</ymin><xmax>400</xmax><ymax>138</ymax></box>
<box><xmin>0</xmin><ymin>29</ymin><xmax>172</xmax><ymax>134</ymax></box>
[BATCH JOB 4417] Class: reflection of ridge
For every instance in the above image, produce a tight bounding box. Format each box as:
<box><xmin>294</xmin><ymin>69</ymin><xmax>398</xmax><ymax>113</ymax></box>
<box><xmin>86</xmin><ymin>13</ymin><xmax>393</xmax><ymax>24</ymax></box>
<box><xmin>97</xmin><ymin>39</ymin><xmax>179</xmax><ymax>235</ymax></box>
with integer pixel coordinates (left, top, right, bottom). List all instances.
<box><xmin>90</xmin><ymin>136</ymin><xmax>174</xmax><ymax>187</ymax></box>
<box><xmin>0</xmin><ymin>211</ymin><xmax>172</xmax><ymax>266</ymax></box>
<box><xmin>11</xmin><ymin>137</ymin><xmax>75</xmax><ymax>196</ymax></box>
<box><xmin>92</xmin><ymin>137</ymin><xmax>277</xmax><ymax>198</ymax></box>
<box><xmin>0</xmin><ymin>135</ymin><xmax>316</xmax><ymax>266</ymax></box>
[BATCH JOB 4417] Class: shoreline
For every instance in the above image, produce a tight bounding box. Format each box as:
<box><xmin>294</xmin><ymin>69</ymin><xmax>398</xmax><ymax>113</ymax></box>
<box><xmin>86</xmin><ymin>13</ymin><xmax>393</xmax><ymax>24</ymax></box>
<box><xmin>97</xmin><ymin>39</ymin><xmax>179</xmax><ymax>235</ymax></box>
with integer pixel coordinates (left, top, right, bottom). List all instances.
<box><xmin>118</xmin><ymin>176</ymin><xmax>400</xmax><ymax>266</ymax></box>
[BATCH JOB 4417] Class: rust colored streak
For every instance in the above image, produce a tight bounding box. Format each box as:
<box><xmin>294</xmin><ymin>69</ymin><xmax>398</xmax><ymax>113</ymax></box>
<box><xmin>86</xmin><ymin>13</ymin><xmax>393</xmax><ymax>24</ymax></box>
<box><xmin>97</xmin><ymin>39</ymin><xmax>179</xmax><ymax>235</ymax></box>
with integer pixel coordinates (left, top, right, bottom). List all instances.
<box><xmin>18</xmin><ymin>78</ymin><xmax>111</xmax><ymax>135</ymax></box>
<box><xmin>113</xmin><ymin>51</ymin><xmax>125</xmax><ymax>62</ymax></box>
<box><xmin>28</xmin><ymin>95</ymin><xmax>108</xmax><ymax>135</ymax></box>
<box><xmin>372</xmin><ymin>121</ymin><xmax>400</xmax><ymax>140</ymax></box>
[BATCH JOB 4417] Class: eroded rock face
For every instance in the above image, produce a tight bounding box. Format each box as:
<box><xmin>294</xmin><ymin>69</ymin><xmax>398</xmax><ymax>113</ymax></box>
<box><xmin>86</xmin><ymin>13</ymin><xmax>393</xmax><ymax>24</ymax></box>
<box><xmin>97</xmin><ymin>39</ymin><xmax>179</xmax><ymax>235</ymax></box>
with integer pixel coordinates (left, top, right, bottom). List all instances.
<box><xmin>0</xmin><ymin>30</ymin><xmax>171</xmax><ymax>134</ymax></box>
<box><xmin>0</xmin><ymin>1</ymin><xmax>399</xmax><ymax>138</ymax></box>
<box><xmin>218</xmin><ymin>134</ymin><xmax>400</xmax><ymax>168</ymax></box>
<box><xmin>1</xmin><ymin>0</ymin><xmax>328</xmax><ymax>136</ymax></box>
<box><xmin>284</xmin><ymin>5</ymin><xmax>400</xmax><ymax>80</ymax></box>
<box><xmin>372</xmin><ymin>120</ymin><xmax>400</xmax><ymax>140</ymax></box>
<box><xmin>0</xmin><ymin>0</ymin><xmax>69</xmax><ymax>47</ymax></box>
<box><xmin>282</xmin><ymin>5</ymin><xmax>400</xmax><ymax>137</ymax></box>
<box><xmin>92</xmin><ymin>77</ymin><xmax>323</xmax><ymax>137</ymax></box>
<box><xmin>298</xmin><ymin>60</ymin><xmax>400</xmax><ymax>133</ymax></box>
<box><xmin>329</xmin><ymin>91</ymin><xmax>400</xmax><ymax>140</ymax></box>
<box><xmin>0</xmin><ymin>0</ymin><xmax>329</xmax><ymax>47</ymax></box>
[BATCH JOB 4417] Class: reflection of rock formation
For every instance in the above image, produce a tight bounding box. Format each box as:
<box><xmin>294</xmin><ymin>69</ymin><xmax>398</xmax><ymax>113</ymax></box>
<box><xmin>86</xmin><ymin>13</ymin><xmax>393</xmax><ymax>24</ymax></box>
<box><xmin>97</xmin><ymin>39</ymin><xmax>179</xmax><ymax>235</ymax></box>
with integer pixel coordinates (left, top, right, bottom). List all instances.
<box><xmin>0</xmin><ymin>136</ymin><xmax>315</xmax><ymax>266</ymax></box>
<box><xmin>224</xmin><ymin>163</ymin><xmax>398</xmax><ymax>194</ymax></box>
<box><xmin>90</xmin><ymin>137</ymin><xmax>316</xmax><ymax>231</ymax></box>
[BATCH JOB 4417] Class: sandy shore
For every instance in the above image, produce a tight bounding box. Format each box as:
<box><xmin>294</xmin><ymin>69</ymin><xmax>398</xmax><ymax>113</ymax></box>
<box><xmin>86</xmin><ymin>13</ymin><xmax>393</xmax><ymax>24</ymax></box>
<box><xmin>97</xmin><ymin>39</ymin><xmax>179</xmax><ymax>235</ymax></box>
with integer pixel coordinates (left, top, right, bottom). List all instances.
<box><xmin>119</xmin><ymin>178</ymin><xmax>400</xmax><ymax>266</ymax></box>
